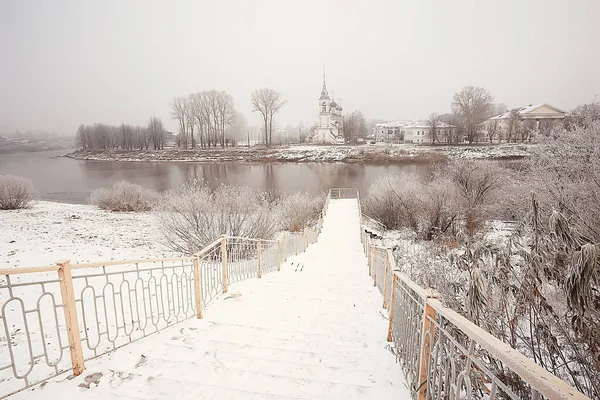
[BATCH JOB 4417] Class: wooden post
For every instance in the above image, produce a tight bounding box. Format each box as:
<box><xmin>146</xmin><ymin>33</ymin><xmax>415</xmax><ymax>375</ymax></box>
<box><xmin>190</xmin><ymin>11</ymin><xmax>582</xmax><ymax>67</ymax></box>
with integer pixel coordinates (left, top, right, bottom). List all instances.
<box><xmin>221</xmin><ymin>235</ymin><xmax>228</xmax><ymax>293</ymax></box>
<box><xmin>367</xmin><ymin>239</ymin><xmax>372</xmax><ymax>276</ymax></box>
<box><xmin>387</xmin><ymin>274</ymin><xmax>397</xmax><ymax>342</ymax></box>
<box><xmin>383</xmin><ymin>251</ymin><xmax>389</xmax><ymax>309</ymax></box>
<box><xmin>283</xmin><ymin>232</ymin><xmax>287</xmax><ymax>262</ymax></box>
<box><xmin>417</xmin><ymin>290</ymin><xmax>438</xmax><ymax>400</ymax></box>
<box><xmin>373</xmin><ymin>248</ymin><xmax>377</xmax><ymax>287</ymax></box>
<box><xmin>295</xmin><ymin>232</ymin><xmax>298</xmax><ymax>256</ymax></box>
<box><xmin>57</xmin><ymin>259</ymin><xmax>84</xmax><ymax>376</ymax></box>
<box><xmin>257</xmin><ymin>239</ymin><xmax>262</xmax><ymax>278</ymax></box>
<box><xmin>304</xmin><ymin>227</ymin><xmax>307</xmax><ymax>250</ymax></box>
<box><xmin>277</xmin><ymin>240</ymin><xmax>281</xmax><ymax>271</ymax></box>
<box><xmin>193</xmin><ymin>253</ymin><xmax>203</xmax><ymax>318</ymax></box>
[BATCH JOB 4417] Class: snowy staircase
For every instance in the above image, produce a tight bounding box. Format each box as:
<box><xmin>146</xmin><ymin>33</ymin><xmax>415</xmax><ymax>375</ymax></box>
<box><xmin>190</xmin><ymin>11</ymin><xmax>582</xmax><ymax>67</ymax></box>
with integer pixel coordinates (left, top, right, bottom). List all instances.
<box><xmin>13</xmin><ymin>199</ymin><xmax>410</xmax><ymax>400</ymax></box>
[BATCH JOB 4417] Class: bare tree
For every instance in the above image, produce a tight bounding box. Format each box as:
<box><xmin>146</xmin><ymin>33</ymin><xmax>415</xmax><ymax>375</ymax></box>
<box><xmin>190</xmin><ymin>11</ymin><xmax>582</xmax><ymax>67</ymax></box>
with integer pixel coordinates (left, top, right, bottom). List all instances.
<box><xmin>342</xmin><ymin>110</ymin><xmax>366</xmax><ymax>144</ymax></box>
<box><xmin>439</xmin><ymin>112</ymin><xmax>463</xmax><ymax>144</ymax></box>
<box><xmin>569</xmin><ymin>102</ymin><xmax>600</xmax><ymax>128</ymax></box>
<box><xmin>426</xmin><ymin>113</ymin><xmax>441</xmax><ymax>144</ymax></box>
<box><xmin>505</xmin><ymin>108</ymin><xmax>522</xmax><ymax>143</ymax></box>
<box><xmin>251</xmin><ymin>88</ymin><xmax>286</xmax><ymax>147</ymax></box>
<box><xmin>170</xmin><ymin>96</ymin><xmax>188</xmax><ymax>149</ymax></box>
<box><xmin>227</xmin><ymin>112</ymin><xmax>247</xmax><ymax>146</ymax></box>
<box><xmin>148</xmin><ymin>117</ymin><xmax>165</xmax><ymax>150</ymax></box>
<box><xmin>451</xmin><ymin>86</ymin><xmax>494</xmax><ymax>144</ymax></box>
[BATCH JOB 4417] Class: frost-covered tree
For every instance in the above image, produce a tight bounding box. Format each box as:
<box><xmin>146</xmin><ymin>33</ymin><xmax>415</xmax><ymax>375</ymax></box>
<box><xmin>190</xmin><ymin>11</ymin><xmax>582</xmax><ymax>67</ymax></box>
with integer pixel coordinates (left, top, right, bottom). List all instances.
<box><xmin>451</xmin><ymin>86</ymin><xmax>494</xmax><ymax>144</ymax></box>
<box><xmin>251</xmin><ymin>88</ymin><xmax>286</xmax><ymax>148</ymax></box>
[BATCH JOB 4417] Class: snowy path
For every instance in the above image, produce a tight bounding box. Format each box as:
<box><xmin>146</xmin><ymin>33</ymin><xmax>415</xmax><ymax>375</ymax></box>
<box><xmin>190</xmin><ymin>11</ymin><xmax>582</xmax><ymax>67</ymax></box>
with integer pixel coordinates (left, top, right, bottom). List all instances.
<box><xmin>11</xmin><ymin>199</ymin><xmax>411</xmax><ymax>400</ymax></box>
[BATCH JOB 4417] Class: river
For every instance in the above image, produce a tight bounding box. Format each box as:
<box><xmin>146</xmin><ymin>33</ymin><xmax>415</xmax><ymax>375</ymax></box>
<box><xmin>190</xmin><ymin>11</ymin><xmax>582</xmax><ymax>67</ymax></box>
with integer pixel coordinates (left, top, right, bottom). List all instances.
<box><xmin>0</xmin><ymin>149</ymin><xmax>432</xmax><ymax>204</ymax></box>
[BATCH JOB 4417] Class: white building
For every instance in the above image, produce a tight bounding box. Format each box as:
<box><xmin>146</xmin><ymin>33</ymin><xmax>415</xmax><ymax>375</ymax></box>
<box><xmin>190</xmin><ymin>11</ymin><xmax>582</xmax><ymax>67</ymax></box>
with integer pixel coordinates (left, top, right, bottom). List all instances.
<box><xmin>487</xmin><ymin>103</ymin><xmax>566</xmax><ymax>141</ymax></box>
<box><xmin>308</xmin><ymin>73</ymin><xmax>344</xmax><ymax>144</ymax></box>
<box><xmin>374</xmin><ymin>120</ymin><xmax>455</xmax><ymax>144</ymax></box>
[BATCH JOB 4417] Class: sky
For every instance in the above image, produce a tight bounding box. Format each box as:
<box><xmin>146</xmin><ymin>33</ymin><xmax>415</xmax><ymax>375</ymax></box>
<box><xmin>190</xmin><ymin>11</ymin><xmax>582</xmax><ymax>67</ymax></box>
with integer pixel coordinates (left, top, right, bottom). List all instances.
<box><xmin>1</xmin><ymin>0</ymin><xmax>599</xmax><ymax>135</ymax></box>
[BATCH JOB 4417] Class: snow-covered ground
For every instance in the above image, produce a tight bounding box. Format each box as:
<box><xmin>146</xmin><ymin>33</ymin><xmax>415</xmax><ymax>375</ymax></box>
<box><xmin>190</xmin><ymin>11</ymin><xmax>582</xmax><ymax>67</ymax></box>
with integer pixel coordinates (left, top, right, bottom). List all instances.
<box><xmin>7</xmin><ymin>199</ymin><xmax>411</xmax><ymax>399</ymax></box>
<box><xmin>66</xmin><ymin>143</ymin><xmax>532</xmax><ymax>164</ymax></box>
<box><xmin>0</xmin><ymin>201</ymin><xmax>179</xmax><ymax>269</ymax></box>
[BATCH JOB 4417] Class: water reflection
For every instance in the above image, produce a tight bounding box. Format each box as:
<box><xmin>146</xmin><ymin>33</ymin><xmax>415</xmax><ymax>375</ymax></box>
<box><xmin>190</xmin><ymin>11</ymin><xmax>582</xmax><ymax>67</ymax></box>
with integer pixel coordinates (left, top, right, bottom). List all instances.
<box><xmin>0</xmin><ymin>150</ymin><xmax>432</xmax><ymax>204</ymax></box>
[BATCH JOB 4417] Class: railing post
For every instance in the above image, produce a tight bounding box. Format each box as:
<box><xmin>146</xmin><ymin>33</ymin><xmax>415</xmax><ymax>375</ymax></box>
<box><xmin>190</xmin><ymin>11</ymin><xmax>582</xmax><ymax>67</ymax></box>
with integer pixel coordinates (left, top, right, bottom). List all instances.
<box><xmin>417</xmin><ymin>290</ymin><xmax>439</xmax><ymax>400</ymax></box>
<box><xmin>277</xmin><ymin>240</ymin><xmax>281</xmax><ymax>271</ymax></box>
<box><xmin>56</xmin><ymin>259</ymin><xmax>84</xmax><ymax>376</ymax></box>
<box><xmin>257</xmin><ymin>239</ymin><xmax>262</xmax><ymax>278</ymax></box>
<box><xmin>221</xmin><ymin>235</ymin><xmax>228</xmax><ymax>293</ymax></box>
<box><xmin>303</xmin><ymin>227</ymin><xmax>307</xmax><ymax>251</ymax></box>
<box><xmin>387</xmin><ymin>274</ymin><xmax>396</xmax><ymax>342</ymax></box>
<box><xmin>367</xmin><ymin>238</ymin><xmax>372</xmax><ymax>276</ymax></box>
<box><xmin>383</xmin><ymin>250</ymin><xmax>389</xmax><ymax>309</ymax></box>
<box><xmin>373</xmin><ymin>248</ymin><xmax>377</xmax><ymax>287</ymax></box>
<box><xmin>283</xmin><ymin>232</ymin><xmax>287</xmax><ymax>262</ymax></box>
<box><xmin>193</xmin><ymin>253</ymin><xmax>203</xmax><ymax>318</ymax></box>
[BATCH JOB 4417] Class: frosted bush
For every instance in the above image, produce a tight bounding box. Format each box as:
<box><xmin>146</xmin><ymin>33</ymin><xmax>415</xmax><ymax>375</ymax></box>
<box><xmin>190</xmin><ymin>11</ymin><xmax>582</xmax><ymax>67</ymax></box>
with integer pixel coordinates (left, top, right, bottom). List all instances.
<box><xmin>277</xmin><ymin>191</ymin><xmax>325</xmax><ymax>232</ymax></box>
<box><xmin>157</xmin><ymin>184</ymin><xmax>279</xmax><ymax>253</ymax></box>
<box><xmin>0</xmin><ymin>175</ymin><xmax>34</xmax><ymax>210</ymax></box>
<box><xmin>362</xmin><ymin>173</ymin><xmax>422</xmax><ymax>231</ymax></box>
<box><xmin>90</xmin><ymin>181</ymin><xmax>158</xmax><ymax>212</ymax></box>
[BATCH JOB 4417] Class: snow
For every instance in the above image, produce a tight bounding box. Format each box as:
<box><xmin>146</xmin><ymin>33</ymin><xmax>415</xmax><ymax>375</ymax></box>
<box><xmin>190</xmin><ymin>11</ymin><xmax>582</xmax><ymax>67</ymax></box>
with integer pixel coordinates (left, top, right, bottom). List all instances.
<box><xmin>6</xmin><ymin>199</ymin><xmax>411</xmax><ymax>399</ymax></box>
<box><xmin>67</xmin><ymin>143</ymin><xmax>532</xmax><ymax>164</ymax></box>
<box><xmin>0</xmin><ymin>201</ymin><xmax>178</xmax><ymax>269</ymax></box>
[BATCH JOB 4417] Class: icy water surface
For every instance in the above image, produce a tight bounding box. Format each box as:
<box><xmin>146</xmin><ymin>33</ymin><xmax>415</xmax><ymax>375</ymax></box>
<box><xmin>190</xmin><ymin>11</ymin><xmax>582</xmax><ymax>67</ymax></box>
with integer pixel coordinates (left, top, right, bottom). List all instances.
<box><xmin>0</xmin><ymin>149</ymin><xmax>432</xmax><ymax>203</ymax></box>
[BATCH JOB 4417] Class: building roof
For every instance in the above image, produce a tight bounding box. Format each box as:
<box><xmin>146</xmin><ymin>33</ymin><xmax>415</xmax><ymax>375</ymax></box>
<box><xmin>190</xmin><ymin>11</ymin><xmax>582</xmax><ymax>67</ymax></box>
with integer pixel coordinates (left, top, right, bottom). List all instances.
<box><xmin>490</xmin><ymin>103</ymin><xmax>567</xmax><ymax>120</ymax></box>
<box><xmin>376</xmin><ymin>120</ymin><xmax>455</xmax><ymax>129</ymax></box>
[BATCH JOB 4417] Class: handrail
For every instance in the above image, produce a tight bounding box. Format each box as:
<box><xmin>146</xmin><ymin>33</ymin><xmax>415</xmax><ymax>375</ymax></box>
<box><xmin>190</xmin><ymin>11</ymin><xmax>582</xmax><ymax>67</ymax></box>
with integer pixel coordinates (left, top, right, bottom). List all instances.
<box><xmin>0</xmin><ymin>190</ymin><xmax>334</xmax><ymax>399</ymax></box>
<box><xmin>70</xmin><ymin>256</ymin><xmax>195</xmax><ymax>270</ymax></box>
<box><xmin>0</xmin><ymin>265</ymin><xmax>59</xmax><ymax>276</ymax></box>
<box><xmin>362</xmin><ymin>227</ymin><xmax>591</xmax><ymax>399</ymax></box>
<box><xmin>394</xmin><ymin>271</ymin><xmax>429</xmax><ymax>300</ymax></box>
<box><xmin>226</xmin><ymin>236</ymin><xmax>277</xmax><ymax>243</ymax></box>
<box><xmin>426</xmin><ymin>298</ymin><xmax>589</xmax><ymax>400</ymax></box>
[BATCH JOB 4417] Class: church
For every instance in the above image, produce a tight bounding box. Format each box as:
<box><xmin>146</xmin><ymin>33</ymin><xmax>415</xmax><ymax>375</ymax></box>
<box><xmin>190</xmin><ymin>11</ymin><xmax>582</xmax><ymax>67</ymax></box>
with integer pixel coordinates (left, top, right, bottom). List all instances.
<box><xmin>307</xmin><ymin>72</ymin><xmax>345</xmax><ymax>144</ymax></box>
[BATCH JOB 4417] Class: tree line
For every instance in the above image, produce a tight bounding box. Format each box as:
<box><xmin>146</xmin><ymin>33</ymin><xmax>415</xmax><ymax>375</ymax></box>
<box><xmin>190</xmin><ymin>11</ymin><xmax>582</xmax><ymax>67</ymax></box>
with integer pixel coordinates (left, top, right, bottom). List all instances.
<box><xmin>170</xmin><ymin>90</ymin><xmax>246</xmax><ymax>149</ymax></box>
<box><xmin>75</xmin><ymin>117</ymin><xmax>166</xmax><ymax>150</ymax></box>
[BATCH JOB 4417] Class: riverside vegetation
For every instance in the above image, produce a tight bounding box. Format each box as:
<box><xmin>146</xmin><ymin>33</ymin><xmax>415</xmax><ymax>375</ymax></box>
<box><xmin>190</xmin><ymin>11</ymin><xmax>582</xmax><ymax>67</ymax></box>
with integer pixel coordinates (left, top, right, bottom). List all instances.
<box><xmin>362</xmin><ymin>121</ymin><xmax>600</xmax><ymax>398</ymax></box>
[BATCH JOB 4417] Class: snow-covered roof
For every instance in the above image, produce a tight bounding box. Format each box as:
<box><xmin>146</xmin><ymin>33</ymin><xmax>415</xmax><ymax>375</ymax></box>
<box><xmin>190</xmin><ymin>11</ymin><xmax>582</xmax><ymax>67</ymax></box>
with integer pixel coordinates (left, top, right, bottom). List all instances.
<box><xmin>490</xmin><ymin>103</ymin><xmax>567</xmax><ymax>120</ymax></box>
<box><xmin>376</xmin><ymin>120</ymin><xmax>455</xmax><ymax>129</ymax></box>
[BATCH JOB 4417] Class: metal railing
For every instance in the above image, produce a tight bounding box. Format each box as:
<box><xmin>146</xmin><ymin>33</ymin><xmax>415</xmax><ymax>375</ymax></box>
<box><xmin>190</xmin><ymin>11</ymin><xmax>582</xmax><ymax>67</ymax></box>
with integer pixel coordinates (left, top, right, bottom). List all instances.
<box><xmin>0</xmin><ymin>187</ymin><xmax>344</xmax><ymax>399</ymax></box>
<box><xmin>361</xmin><ymin>228</ymin><xmax>591</xmax><ymax>400</ymax></box>
<box><xmin>0</xmin><ymin>194</ymin><xmax>336</xmax><ymax>399</ymax></box>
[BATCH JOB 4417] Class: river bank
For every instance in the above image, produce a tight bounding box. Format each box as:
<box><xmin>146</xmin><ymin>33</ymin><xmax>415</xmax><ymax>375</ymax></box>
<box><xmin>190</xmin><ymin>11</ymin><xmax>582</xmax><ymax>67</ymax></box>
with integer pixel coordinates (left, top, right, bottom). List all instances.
<box><xmin>65</xmin><ymin>143</ymin><xmax>532</xmax><ymax>164</ymax></box>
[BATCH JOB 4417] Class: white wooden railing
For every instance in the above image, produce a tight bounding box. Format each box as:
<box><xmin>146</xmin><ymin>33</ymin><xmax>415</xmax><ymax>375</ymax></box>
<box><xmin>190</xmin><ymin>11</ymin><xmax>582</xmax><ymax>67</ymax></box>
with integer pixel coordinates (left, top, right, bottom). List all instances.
<box><xmin>361</xmin><ymin>229</ymin><xmax>591</xmax><ymax>400</ymax></box>
<box><xmin>0</xmin><ymin>190</ymin><xmax>334</xmax><ymax>399</ymax></box>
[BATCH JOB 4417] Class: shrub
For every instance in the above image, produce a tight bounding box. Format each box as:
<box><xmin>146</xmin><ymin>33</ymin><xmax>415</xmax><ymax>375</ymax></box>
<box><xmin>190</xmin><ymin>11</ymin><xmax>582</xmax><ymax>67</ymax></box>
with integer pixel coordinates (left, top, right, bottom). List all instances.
<box><xmin>157</xmin><ymin>184</ymin><xmax>279</xmax><ymax>253</ymax></box>
<box><xmin>0</xmin><ymin>175</ymin><xmax>34</xmax><ymax>210</ymax></box>
<box><xmin>362</xmin><ymin>173</ymin><xmax>423</xmax><ymax>231</ymax></box>
<box><xmin>277</xmin><ymin>191</ymin><xmax>325</xmax><ymax>232</ymax></box>
<box><xmin>90</xmin><ymin>181</ymin><xmax>158</xmax><ymax>212</ymax></box>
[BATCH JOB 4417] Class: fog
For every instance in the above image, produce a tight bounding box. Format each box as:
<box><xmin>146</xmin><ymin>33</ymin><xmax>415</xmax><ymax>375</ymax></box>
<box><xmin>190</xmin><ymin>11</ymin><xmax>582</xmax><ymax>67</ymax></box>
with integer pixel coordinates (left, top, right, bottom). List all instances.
<box><xmin>1</xmin><ymin>0</ymin><xmax>598</xmax><ymax>135</ymax></box>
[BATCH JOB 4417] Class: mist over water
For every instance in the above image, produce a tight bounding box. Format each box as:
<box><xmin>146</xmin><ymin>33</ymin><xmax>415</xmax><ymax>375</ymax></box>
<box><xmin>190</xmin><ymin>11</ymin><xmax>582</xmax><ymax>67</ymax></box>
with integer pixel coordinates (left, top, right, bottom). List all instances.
<box><xmin>0</xmin><ymin>150</ymin><xmax>432</xmax><ymax>203</ymax></box>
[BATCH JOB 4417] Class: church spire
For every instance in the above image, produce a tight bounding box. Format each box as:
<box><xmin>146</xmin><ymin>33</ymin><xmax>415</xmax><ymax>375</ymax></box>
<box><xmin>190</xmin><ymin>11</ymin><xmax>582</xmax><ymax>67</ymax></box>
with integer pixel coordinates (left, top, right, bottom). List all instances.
<box><xmin>319</xmin><ymin>66</ymin><xmax>330</xmax><ymax>100</ymax></box>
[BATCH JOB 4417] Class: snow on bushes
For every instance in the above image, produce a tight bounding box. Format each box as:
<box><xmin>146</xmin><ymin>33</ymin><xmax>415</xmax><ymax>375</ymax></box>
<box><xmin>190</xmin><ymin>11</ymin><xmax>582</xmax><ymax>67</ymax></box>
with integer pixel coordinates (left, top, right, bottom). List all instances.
<box><xmin>157</xmin><ymin>184</ymin><xmax>279</xmax><ymax>253</ymax></box>
<box><xmin>0</xmin><ymin>174</ymin><xmax>34</xmax><ymax>210</ymax></box>
<box><xmin>278</xmin><ymin>191</ymin><xmax>325</xmax><ymax>232</ymax></box>
<box><xmin>90</xmin><ymin>181</ymin><xmax>158</xmax><ymax>212</ymax></box>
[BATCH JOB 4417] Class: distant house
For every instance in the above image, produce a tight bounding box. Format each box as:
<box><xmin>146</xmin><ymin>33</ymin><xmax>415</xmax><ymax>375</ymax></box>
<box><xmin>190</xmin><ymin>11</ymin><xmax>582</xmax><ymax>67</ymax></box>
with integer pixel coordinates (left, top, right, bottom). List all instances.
<box><xmin>374</xmin><ymin>120</ymin><xmax>456</xmax><ymax>144</ymax></box>
<box><xmin>487</xmin><ymin>103</ymin><xmax>566</xmax><ymax>142</ymax></box>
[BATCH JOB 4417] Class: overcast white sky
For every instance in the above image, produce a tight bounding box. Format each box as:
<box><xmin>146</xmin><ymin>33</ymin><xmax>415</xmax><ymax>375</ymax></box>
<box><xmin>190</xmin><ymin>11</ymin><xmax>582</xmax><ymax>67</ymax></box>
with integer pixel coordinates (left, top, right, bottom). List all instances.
<box><xmin>1</xmin><ymin>0</ymin><xmax>599</xmax><ymax>135</ymax></box>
